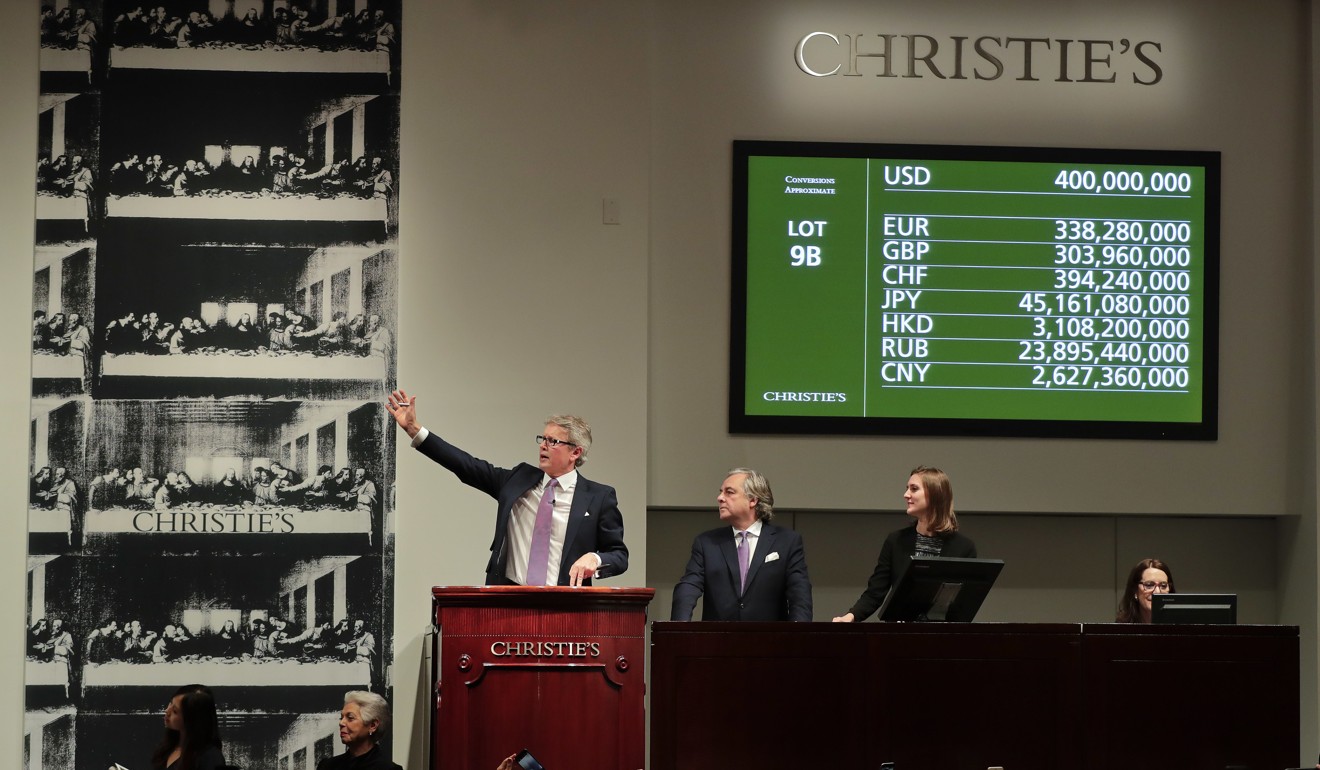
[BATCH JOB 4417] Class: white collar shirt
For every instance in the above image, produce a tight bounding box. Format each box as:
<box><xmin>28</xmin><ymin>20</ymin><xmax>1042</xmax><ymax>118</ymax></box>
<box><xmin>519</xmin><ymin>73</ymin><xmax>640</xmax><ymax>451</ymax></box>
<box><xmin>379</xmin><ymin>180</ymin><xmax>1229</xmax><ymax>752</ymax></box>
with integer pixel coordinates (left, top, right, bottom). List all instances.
<box><xmin>505</xmin><ymin>469</ymin><xmax>579</xmax><ymax>586</ymax></box>
<box><xmin>732</xmin><ymin>518</ymin><xmax>764</xmax><ymax>565</ymax></box>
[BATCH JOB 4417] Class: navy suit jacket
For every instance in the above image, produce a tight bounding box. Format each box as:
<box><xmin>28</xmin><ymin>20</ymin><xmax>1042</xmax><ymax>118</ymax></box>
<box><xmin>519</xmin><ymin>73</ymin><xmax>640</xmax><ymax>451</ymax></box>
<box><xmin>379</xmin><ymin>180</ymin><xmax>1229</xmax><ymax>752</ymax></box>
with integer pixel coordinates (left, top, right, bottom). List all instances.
<box><xmin>415</xmin><ymin>432</ymin><xmax>628</xmax><ymax>586</ymax></box>
<box><xmin>670</xmin><ymin>522</ymin><xmax>812</xmax><ymax>621</ymax></box>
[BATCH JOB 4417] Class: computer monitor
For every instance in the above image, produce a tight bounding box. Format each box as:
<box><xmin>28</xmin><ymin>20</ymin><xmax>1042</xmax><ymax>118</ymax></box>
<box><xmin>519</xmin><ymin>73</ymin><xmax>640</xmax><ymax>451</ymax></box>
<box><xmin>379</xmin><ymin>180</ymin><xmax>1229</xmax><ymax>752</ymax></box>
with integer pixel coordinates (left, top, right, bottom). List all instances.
<box><xmin>1150</xmin><ymin>593</ymin><xmax>1237</xmax><ymax>624</ymax></box>
<box><xmin>876</xmin><ymin>556</ymin><xmax>1005</xmax><ymax>622</ymax></box>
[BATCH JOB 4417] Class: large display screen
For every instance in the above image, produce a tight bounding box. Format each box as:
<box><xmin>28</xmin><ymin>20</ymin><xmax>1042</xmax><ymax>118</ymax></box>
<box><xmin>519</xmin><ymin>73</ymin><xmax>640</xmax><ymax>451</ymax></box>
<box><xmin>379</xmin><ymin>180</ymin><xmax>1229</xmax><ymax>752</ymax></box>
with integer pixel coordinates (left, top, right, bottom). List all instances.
<box><xmin>730</xmin><ymin>140</ymin><xmax>1220</xmax><ymax>439</ymax></box>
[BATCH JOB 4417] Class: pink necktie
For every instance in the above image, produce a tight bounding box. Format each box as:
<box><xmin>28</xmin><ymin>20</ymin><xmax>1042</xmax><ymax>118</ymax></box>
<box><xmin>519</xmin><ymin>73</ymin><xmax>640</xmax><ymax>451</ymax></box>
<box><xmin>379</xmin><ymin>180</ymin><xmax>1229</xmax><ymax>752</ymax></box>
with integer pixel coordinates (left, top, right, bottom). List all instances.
<box><xmin>525</xmin><ymin>478</ymin><xmax>557</xmax><ymax>586</ymax></box>
<box><xmin>737</xmin><ymin>530</ymin><xmax>750</xmax><ymax>593</ymax></box>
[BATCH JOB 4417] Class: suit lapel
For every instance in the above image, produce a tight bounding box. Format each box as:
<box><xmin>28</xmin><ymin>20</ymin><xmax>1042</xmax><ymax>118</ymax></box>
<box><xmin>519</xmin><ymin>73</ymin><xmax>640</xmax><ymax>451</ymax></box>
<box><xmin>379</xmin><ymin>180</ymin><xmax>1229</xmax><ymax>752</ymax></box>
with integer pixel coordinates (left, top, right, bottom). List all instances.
<box><xmin>718</xmin><ymin>529</ymin><xmax>741</xmax><ymax>595</ymax></box>
<box><xmin>502</xmin><ymin>467</ymin><xmax>541</xmax><ymax>525</ymax></box>
<box><xmin>561</xmin><ymin>475</ymin><xmax>592</xmax><ymax>574</ymax></box>
<box><xmin>496</xmin><ymin>468</ymin><xmax>543</xmax><ymax>573</ymax></box>
<box><xmin>743</xmin><ymin>524</ymin><xmax>777</xmax><ymax>592</ymax></box>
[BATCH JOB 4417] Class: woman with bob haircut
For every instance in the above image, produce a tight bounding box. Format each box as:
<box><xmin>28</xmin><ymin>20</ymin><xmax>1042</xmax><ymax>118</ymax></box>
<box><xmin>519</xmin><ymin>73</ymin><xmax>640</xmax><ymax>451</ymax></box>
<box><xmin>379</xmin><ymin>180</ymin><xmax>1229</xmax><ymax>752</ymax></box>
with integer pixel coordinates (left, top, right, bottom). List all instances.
<box><xmin>150</xmin><ymin>683</ymin><xmax>225</xmax><ymax>770</ymax></box>
<box><xmin>832</xmin><ymin>466</ymin><xmax>977</xmax><ymax>623</ymax></box>
<box><xmin>317</xmin><ymin>690</ymin><xmax>402</xmax><ymax>769</ymax></box>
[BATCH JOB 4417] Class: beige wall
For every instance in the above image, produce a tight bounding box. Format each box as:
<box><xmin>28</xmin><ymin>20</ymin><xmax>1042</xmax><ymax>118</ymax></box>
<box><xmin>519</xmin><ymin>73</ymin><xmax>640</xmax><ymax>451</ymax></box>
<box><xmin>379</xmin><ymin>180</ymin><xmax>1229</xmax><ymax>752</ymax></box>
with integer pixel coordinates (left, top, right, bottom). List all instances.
<box><xmin>642</xmin><ymin>0</ymin><xmax>1316</xmax><ymax>758</ymax></box>
<box><xmin>1</xmin><ymin>0</ymin><xmax>1317</xmax><ymax>768</ymax></box>
<box><xmin>391</xmin><ymin>2</ymin><xmax>653</xmax><ymax>765</ymax></box>
<box><xmin>647</xmin><ymin>0</ymin><xmax>1311</xmax><ymax>516</ymax></box>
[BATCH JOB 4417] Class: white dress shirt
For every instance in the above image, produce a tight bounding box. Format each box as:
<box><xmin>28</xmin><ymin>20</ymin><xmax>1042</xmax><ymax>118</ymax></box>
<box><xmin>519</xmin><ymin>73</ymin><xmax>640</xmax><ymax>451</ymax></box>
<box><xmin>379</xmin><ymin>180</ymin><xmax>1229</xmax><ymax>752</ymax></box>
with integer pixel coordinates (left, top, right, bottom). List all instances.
<box><xmin>504</xmin><ymin>469</ymin><xmax>578</xmax><ymax>585</ymax></box>
<box><xmin>733</xmin><ymin>518</ymin><xmax>764</xmax><ymax>565</ymax></box>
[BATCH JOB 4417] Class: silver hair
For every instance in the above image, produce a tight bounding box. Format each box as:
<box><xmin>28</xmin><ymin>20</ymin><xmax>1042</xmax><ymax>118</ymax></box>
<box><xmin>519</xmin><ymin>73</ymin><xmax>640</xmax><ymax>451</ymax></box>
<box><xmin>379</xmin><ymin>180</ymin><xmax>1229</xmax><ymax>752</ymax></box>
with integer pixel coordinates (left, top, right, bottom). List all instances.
<box><xmin>546</xmin><ymin>414</ymin><xmax>592</xmax><ymax>467</ymax></box>
<box><xmin>344</xmin><ymin>690</ymin><xmax>391</xmax><ymax>734</ymax></box>
<box><xmin>727</xmin><ymin>467</ymin><xmax>775</xmax><ymax>521</ymax></box>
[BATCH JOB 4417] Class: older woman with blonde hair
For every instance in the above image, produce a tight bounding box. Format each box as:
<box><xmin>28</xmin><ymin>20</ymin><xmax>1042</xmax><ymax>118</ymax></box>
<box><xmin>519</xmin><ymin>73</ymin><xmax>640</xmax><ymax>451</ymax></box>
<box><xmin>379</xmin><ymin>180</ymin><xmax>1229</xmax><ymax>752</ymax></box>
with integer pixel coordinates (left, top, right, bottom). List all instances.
<box><xmin>317</xmin><ymin>691</ymin><xmax>402</xmax><ymax>770</ymax></box>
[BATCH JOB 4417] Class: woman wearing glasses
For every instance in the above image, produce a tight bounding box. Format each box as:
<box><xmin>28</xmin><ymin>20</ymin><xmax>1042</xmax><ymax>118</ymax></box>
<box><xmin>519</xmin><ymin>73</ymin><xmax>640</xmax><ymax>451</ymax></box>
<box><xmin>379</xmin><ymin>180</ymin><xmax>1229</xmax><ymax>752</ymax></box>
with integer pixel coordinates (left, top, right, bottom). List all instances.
<box><xmin>1116</xmin><ymin>557</ymin><xmax>1176</xmax><ymax>623</ymax></box>
<box><xmin>832</xmin><ymin>466</ymin><xmax>976</xmax><ymax>623</ymax></box>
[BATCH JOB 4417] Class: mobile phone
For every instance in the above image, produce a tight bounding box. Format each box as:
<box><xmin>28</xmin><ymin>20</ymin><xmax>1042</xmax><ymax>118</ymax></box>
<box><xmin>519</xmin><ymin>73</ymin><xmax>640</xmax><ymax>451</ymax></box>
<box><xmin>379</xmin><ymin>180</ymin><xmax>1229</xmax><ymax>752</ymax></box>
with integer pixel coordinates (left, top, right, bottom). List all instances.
<box><xmin>515</xmin><ymin>749</ymin><xmax>544</xmax><ymax>770</ymax></box>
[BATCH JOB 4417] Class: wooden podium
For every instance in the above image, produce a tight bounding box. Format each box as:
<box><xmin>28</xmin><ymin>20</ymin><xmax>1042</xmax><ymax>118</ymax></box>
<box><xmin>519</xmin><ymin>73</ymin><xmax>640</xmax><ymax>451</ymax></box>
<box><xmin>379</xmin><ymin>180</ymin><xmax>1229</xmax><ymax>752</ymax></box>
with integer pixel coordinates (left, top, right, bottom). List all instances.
<box><xmin>430</xmin><ymin>586</ymin><xmax>654</xmax><ymax>770</ymax></box>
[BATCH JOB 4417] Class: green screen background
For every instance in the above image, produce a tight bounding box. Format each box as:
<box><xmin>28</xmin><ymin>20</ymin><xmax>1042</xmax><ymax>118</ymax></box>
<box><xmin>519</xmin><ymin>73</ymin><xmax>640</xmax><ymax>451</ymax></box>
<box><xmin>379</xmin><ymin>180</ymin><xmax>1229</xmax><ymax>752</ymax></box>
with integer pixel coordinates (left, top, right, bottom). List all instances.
<box><xmin>742</xmin><ymin>153</ymin><xmax>1209</xmax><ymax>427</ymax></box>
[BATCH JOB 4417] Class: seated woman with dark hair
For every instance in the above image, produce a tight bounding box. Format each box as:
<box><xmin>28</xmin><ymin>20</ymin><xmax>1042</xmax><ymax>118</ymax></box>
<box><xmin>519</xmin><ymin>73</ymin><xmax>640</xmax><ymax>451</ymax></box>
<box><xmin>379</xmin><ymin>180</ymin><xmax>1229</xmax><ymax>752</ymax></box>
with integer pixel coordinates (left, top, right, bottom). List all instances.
<box><xmin>151</xmin><ymin>684</ymin><xmax>225</xmax><ymax>770</ymax></box>
<box><xmin>1116</xmin><ymin>557</ymin><xmax>1176</xmax><ymax>623</ymax></box>
<box><xmin>319</xmin><ymin>691</ymin><xmax>402</xmax><ymax>770</ymax></box>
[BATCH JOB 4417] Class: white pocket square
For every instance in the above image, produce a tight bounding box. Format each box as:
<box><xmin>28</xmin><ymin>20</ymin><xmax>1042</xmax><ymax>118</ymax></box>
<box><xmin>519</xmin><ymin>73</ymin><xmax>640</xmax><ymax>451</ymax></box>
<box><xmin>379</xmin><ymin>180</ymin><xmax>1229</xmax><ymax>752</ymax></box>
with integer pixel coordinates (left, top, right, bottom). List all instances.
<box><xmin>764</xmin><ymin>552</ymin><xmax>780</xmax><ymax>563</ymax></box>
<box><xmin>584</xmin><ymin>512</ymin><xmax>591</xmax><ymax>517</ymax></box>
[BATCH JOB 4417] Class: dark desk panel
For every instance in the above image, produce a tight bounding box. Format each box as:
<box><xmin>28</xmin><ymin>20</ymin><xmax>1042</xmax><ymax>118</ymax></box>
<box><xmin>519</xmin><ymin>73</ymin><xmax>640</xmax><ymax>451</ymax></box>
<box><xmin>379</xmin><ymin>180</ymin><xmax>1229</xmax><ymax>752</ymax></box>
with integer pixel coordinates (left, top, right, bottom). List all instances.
<box><xmin>650</xmin><ymin>622</ymin><xmax>1298</xmax><ymax>770</ymax></box>
<box><xmin>1081</xmin><ymin>623</ymin><xmax>1299</xmax><ymax>770</ymax></box>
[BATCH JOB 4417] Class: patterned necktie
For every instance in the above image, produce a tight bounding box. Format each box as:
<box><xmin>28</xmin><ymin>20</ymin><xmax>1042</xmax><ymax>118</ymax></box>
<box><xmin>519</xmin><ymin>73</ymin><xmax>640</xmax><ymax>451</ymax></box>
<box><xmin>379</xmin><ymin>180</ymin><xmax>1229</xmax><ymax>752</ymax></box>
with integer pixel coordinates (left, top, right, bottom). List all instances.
<box><xmin>525</xmin><ymin>478</ymin><xmax>558</xmax><ymax>586</ymax></box>
<box><xmin>737</xmin><ymin>530</ymin><xmax>750</xmax><ymax>593</ymax></box>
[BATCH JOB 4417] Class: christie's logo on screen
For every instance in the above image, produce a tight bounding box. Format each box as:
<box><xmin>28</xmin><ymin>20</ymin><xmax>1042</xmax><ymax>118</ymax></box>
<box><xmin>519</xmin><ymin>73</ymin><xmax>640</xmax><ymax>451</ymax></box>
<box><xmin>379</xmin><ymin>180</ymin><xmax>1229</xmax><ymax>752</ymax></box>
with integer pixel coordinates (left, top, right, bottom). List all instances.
<box><xmin>794</xmin><ymin>32</ymin><xmax>1163</xmax><ymax>85</ymax></box>
<box><xmin>762</xmin><ymin>392</ymin><xmax>847</xmax><ymax>403</ymax></box>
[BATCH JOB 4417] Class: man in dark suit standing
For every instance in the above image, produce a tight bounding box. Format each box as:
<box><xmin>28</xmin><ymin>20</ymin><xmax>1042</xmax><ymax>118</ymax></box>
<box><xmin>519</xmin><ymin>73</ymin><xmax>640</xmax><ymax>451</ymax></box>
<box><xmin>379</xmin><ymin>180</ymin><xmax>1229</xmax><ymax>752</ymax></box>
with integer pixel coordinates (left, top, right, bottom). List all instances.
<box><xmin>670</xmin><ymin>468</ymin><xmax>812</xmax><ymax>621</ymax></box>
<box><xmin>387</xmin><ymin>389</ymin><xmax>627</xmax><ymax>587</ymax></box>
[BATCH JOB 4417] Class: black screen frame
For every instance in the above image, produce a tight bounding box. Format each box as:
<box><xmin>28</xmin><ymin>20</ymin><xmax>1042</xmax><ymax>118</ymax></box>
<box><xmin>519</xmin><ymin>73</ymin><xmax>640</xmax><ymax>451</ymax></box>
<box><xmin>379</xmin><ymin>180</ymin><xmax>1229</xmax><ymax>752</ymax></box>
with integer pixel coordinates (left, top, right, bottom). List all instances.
<box><xmin>729</xmin><ymin>139</ymin><xmax>1222</xmax><ymax>440</ymax></box>
<box><xmin>1150</xmin><ymin>593</ymin><xmax>1237</xmax><ymax>625</ymax></box>
<box><xmin>876</xmin><ymin>556</ymin><xmax>1005</xmax><ymax>622</ymax></box>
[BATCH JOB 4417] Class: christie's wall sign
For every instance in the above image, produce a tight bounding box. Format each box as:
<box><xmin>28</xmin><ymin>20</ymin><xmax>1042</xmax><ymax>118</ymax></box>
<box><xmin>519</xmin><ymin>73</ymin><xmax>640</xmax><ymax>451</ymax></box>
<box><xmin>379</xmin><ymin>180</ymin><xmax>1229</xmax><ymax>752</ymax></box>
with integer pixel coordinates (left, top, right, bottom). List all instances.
<box><xmin>795</xmin><ymin>32</ymin><xmax>1164</xmax><ymax>85</ymax></box>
